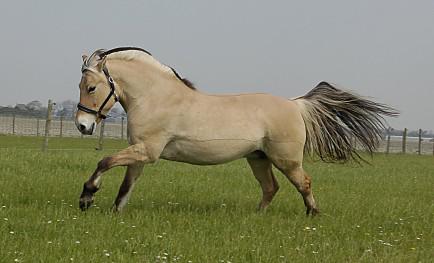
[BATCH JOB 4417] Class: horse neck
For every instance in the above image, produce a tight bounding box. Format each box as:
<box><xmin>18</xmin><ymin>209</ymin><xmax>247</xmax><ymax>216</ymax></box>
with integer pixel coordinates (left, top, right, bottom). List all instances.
<box><xmin>107</xmin><ymin>60</ymin><xmax>195</xmax><ymax>114</ymax></box>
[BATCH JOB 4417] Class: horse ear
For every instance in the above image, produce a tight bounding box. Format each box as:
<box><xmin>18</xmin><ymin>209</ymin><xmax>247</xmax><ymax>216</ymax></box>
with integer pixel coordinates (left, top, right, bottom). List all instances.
<box><xmin>96</xmin><ymin>56</ymin><xmax>107</xmax><ymax>72</ymax></box>
<box><xmin>82</xmin><ymin>54</ymin><xmax>88</xmax><ymax>62</ymax></box>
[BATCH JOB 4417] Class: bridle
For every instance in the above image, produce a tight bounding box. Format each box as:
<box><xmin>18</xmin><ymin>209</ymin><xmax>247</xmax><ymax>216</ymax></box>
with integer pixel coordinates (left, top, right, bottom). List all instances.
<box><xmin>76</xmin><ymin>47</ymin><xmax>152</xmax><ymax>119</ymax></box>
<box><xmin>77</xmin><ymin>66</ymin><xmax>119</xmax><ymax>120</ymax></box>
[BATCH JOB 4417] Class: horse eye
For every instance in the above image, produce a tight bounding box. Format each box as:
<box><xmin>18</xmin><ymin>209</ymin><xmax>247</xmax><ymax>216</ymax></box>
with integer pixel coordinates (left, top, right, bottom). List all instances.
<box><xmin>88</xmin><ymin>86</ymin><xmax>96</xmax><ymax>93</ymax></box>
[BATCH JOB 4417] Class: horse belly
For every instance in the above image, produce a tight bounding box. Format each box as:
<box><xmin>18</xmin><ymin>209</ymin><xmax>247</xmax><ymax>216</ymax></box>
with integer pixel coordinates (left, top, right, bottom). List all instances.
<box><xmin>160</xmin><ymin>139</ymin><xmax>259</xmax><ymax>165</ymax></box>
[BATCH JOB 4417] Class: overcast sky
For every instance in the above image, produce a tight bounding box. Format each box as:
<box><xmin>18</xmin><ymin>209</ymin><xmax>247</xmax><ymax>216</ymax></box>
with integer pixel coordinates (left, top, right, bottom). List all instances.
<box><xmin>0</xmin><ymin>1</ymin><xmax>433</xmax><ymax>130</ymax></box>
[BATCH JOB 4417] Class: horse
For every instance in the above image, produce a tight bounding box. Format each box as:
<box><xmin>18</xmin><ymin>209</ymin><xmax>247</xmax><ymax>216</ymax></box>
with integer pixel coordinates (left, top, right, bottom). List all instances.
<box><xmin>75</xmin><ymin>47</ymin><xmax>397</xmax><ymax>214</ymax></box>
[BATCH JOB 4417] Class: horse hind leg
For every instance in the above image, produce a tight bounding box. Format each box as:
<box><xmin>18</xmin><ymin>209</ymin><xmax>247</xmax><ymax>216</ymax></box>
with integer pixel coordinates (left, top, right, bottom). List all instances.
<box><xmin>273</xmin><ymin>160</ymin><xmax>319</xmax><ymax>216</ymax></box>
<box><xmin>247</xmin><ymin>157</ymin><xmax>279</xmax><ymax>211</ymax></box>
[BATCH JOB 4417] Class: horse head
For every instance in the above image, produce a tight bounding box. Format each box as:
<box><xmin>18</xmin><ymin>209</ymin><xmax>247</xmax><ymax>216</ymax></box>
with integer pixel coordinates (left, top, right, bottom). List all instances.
<box><xmin>76</xmin><ymin>50</ymin><xmax>118</xmax><ymax>135</ymax></box>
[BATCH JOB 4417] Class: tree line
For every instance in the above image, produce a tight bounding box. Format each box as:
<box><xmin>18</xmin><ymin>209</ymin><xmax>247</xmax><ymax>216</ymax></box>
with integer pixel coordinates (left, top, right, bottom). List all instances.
<box><xmin>0</xmin><ymin>100</ymin><xmax>126</xmax><ymax>119</ymax></box>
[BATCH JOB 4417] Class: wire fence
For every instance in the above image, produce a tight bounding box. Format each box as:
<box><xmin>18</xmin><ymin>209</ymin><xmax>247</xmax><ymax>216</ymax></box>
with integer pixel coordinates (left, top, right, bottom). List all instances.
<box><xmin>1</xmin><ymin>111</ymin><xmax>434</xmax><ymax>155</ymax></box>
<box><xmin>0</xmin><ymin>114</ymin><xmax>127</xmax><ymax>139</ymax></box>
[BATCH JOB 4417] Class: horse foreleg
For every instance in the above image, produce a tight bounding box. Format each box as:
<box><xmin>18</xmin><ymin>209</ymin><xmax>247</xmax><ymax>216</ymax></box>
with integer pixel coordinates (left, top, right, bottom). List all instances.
<box><xmin>79</xmin><ymin>143</ymin><xmax>156</xmax><ymax>211</ymax></box>
<box><xmin>112</xmin><ymin>164</ymin><xmax>144</xmax><ymax>212</ymax></box>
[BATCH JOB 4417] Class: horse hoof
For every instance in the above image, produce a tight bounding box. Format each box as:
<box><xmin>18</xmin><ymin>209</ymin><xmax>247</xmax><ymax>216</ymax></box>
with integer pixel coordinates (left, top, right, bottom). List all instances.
<box><xmin>79</xmin><ymin>196</ymin><xmax>94</xmax><ymax>211</ymax></box>
<box><xmin>306</xmin><ymin>207</ymin><xmax>320</xmax><ymax>217</ymax></box>
<box><xmin>111</xmin><ymin>204</ymin><xmax>121</xmax><ymax>213</ymax></box>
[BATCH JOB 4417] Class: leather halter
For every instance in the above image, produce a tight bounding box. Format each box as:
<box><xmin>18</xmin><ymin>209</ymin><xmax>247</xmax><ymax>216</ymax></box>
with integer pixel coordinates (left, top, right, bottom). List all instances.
<box><xmin>77</xmin><ymin>66</ymin><xmax>119</xmax><ymax>119</ymax></box>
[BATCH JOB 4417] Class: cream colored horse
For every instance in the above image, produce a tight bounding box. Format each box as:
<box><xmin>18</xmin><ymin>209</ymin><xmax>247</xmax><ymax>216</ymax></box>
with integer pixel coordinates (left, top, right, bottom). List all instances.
<box><xmin>76</xmin><ymin>47</ymin><xmax>397</xmax><ymax>214</ymax></box>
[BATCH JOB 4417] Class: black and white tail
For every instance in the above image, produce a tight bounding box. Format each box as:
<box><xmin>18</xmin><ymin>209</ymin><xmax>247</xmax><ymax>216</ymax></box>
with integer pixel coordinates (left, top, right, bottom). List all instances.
<box><xmin>294</xmin><ymin>82</ymin><xmax>398</xmax><ymax>162</ymax></box>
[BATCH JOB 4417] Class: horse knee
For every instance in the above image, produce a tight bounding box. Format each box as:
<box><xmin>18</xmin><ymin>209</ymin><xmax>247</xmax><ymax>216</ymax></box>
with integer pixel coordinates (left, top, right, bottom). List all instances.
<box><xmin>97</xmin><ymin>157</ymin><xmax>113</xmax><ymax>171</ymax></box>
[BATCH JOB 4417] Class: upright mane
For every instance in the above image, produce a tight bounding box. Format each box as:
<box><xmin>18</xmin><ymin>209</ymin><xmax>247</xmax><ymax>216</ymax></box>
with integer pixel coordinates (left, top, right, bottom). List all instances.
<box><xmin>82</xmin><ymin>47</ymin><xmax>196</xmax><ymax>90</ymax></box>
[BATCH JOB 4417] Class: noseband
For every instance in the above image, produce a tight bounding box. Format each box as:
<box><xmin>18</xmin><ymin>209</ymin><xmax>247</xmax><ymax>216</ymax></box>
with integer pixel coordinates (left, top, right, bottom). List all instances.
<box><xmin>77</xmin><ymin>67</ymin><xmax>119</xmax><ymax>119</ymax></box>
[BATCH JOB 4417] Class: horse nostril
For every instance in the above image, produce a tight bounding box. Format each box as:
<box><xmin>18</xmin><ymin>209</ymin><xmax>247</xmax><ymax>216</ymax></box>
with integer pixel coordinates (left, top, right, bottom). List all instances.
<box><xmin>79</xmin><ymin>124</ymin><xmax>86</xmax><ymax>131</ymax></box>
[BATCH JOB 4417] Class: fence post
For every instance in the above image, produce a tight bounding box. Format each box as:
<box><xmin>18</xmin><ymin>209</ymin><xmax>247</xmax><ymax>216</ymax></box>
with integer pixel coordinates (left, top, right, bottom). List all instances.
<box><xmin>402</xmin><ymin>128</ymin><xmax>407</xmax><ymax>154</ymax></box>
<box><xmin>60</xmin><ymin>115</ymin><xmax>63</xmax><ymax>137</ymax></box>
<box><xmin>42</xmin><ymin>100</ymin><xmax>54</xmax><ymax>152</ymax></box>
<box><xmin>385</xmin><ymin>128</ymin><xmax>391</xmax><ymax>154</ymax></box>
<box><xmin>121</xmin><ymin>117</ymin><xmax>124</xmax><ymax>140</ymax></box>
<box><xmin>96</xmin><ymin>120</ymin><xmax>105</xmax><ymax>150</ymax></box>
<box><xmin>432</xmin><ymin>137</ymin><xmax>434</xmax><ymax>156</ymax></box>
<box><xmin>36</xmin><ymin>118</ymin><xmax>40</xmax><ymax>136</ymax></box>
<box><xmin>418</xmin><ymin>129</ymin><xmax>422</xmax><ymax>155</ymax></box>
<box><xmin>12</xmin><ymin>114</ymin><xmax>16</xmax><ymax>135</ymax></box>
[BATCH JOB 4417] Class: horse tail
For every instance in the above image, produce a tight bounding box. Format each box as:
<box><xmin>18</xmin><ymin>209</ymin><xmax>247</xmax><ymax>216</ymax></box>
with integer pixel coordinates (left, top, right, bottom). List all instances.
<box><xmin>294</xmin><ymin>81</ymin><xmax>398</xmax><ymax>163</ymax></box>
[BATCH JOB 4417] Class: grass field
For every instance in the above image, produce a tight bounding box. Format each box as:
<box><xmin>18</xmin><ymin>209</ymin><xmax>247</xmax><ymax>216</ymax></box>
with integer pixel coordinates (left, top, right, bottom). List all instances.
<box><xmin>0</xmin><ymin>135</ymin><xmax>433</xmax><ymax>262</ymax></box>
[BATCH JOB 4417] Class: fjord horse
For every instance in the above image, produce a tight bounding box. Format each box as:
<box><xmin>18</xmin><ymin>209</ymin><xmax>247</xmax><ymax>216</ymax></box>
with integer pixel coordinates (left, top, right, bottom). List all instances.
<box><xmin>75</xmin><ymin>47</ymin><xmax>397</xmax><ymax>214</ymax></box>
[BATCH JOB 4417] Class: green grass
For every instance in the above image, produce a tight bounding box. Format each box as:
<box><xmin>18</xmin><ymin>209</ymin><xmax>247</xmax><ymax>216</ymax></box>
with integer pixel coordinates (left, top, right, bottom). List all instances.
<box><xmin>0</xmin><ymin>136</ymin><xmax>433</xmax><ymax>262</ymax></box>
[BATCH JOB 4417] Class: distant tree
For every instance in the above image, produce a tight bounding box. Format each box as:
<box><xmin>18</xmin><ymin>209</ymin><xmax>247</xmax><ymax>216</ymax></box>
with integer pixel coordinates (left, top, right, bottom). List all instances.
<box><xmin>109</xmin><ymin>104</ymin><xmax>126</xmax><ymax>118</ymax></box>
<box><xmin>54</xmin><ymin>100</ymin><xmax>77</xmax><ymax>117</ymax></box>
<box><xmin>26</xmin><ymin>100</ymin><xmax>43</xmax><ymax>111</ymax></box>
<box><xmin>15</xmin><ymin>104</ymin><xmax>27</xmax><ymax>111</ymax></box>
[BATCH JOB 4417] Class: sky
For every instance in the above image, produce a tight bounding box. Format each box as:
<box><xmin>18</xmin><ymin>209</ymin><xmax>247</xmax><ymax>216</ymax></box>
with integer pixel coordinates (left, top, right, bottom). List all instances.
<box><xmin>0</xmin><ymin>1</ymin><xmax>433</xmax><ymax>130</ymax></box>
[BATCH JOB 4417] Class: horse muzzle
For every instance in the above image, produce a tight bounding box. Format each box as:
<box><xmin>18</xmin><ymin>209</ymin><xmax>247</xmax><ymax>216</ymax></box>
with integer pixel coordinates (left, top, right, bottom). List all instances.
<box><xmin>76</xmin><ymin>119</ymin><xmax>96</xmax><ymax>135</ymax></box>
